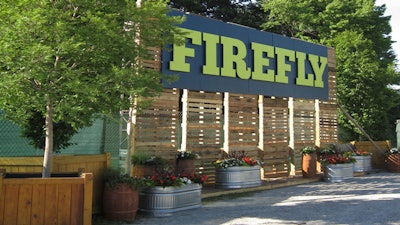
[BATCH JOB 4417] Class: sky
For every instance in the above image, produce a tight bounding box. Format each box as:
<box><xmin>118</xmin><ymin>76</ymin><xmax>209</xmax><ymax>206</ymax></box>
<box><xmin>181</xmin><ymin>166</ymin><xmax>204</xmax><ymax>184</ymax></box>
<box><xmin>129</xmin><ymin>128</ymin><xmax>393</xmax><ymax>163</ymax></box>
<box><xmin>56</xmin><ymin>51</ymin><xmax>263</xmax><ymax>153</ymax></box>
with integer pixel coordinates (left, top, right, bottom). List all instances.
<box><xmin>375</xmin><ymin>0</ymin><xmax>400</xmax><ymax>67</ymax></box>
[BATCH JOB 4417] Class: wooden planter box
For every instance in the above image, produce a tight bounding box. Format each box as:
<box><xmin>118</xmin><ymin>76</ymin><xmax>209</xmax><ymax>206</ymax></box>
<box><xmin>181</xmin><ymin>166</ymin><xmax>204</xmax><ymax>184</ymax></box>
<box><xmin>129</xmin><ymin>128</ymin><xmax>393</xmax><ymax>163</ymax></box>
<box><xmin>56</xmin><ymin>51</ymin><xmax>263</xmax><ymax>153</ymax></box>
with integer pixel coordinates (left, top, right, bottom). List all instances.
<box><xmin>353</xmin><ymin>155</ymin><xmax>372</xmax><ymax>172</ymax></box>
<box><xmin>323</xmin><ymin>163</ymin><xmax>354</xmax><ymax>182</ymax></box>
<box><xmin>0</xmin><ymin>172</ymin><xmax>93</xmax><ymax>225</ymax></box>
<box><xmin>215</xmin><ymin>166</ymin><xmax>262</xmax><ymax>189</ymax></box>
<box><xmin>139</xmin><ymin>184</ymin><xmax>202</xmax><ymax>217</ymax></box>
<box><xmin>0</xmin><ymin>153</ymin><xmax>110</xmax><ymax>214</ymax></box>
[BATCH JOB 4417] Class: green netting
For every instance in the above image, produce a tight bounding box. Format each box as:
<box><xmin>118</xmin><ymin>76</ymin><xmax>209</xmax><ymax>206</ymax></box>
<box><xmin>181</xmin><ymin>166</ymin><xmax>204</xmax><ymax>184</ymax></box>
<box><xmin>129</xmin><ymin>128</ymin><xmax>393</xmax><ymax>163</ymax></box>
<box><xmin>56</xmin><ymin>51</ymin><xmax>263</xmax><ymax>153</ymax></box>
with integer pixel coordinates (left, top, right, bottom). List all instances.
<box><xmin>0</xmin><ymin>115</ymin><xmax>120</xmax><ymax>158</ymax></box>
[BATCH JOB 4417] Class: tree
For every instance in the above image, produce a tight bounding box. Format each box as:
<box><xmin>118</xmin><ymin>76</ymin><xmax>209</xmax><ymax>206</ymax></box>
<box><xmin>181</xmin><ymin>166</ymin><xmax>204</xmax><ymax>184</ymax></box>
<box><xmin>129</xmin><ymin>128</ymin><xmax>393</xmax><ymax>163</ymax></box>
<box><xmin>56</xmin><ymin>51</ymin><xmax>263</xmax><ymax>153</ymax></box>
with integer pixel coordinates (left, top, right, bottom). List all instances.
<box><xmin>260</xmin><ymin>0</ymin><xmax>399</xmax><ymax>141</ymax></box>
<box><xmin>169</xmin><ymin>0</ymin><xmax>267</xmax><ymax>29</ymax></box>
<box><xmin>0</xmin><ymin>0</ymin><xmax>184</xmax><ymax>177</ymax></box>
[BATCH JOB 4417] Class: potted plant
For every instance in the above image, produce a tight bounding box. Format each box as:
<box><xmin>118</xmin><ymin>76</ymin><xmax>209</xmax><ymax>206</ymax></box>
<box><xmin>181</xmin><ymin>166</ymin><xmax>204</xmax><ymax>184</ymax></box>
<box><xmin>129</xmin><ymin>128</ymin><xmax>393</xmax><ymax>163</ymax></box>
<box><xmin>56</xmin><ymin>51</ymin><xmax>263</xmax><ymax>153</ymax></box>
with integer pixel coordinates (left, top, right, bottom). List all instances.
<box><xmin>212</xmin><ymin>151</ymin><xmax>262</xmax><ymax>189</ymax></box>
<box><xmin>139</xmin><ymin>168</ymin><xmax>208</xmax><ymax>217</ymax></box>
<box><xmin>131</xmin><ymin>152</ymin><xmax>166</xmax><ymax>178</ymax></box>
<box><xmin>351</xmin><ymin>150</ymin><xmax>372</xmax><ymax>172</ymax></box>
<box><xmin>102</xmin><ymin>168</ymin><xmax>145</xmax><ymax>221</ymax></box>
<box><xmin>300</xmin><ymin>146</ymin><xmax>318</xmax><ymax>178</ymax></box>
<box><xmin>386</xmin><ymin>148</ymin><xmax>400</xmax><ymax>172</ymax></box>
<box><xmin>322</xmin><ymin>151</ymin><xmax>356</xmax><ymax>182</ymax></box>
<box><xmin>176</xmin><ymin>150</ymin><xmax>199</xmax><ymax>174</ymax></box>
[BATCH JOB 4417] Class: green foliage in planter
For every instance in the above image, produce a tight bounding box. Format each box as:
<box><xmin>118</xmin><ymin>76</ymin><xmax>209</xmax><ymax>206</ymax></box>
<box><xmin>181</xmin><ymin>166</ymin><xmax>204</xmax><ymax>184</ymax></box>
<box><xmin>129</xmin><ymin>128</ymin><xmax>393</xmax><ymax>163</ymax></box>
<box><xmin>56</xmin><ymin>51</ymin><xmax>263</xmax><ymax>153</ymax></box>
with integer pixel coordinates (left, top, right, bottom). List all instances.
<box><xmin>131</xmin><ymin>152</ymin><xmax>166</xmax><ymax>166</ymax></box>
<box><xmin>176</xmin><ymin>151</ymin><xmax>198</xmax><ymax>160</ymax></box>
<box><xmin>300</xmin><ymin>146</ymin><xmax>318</xmax><ymax>155</ymax></box>
<box><xmin>321</xmin><ymin>151</ymin><xmax>356</xmax><ymax>165</ymax></box>
<box><xmin>143</xmin><ymin>168</ymin><xmax>208</xmax><ymax>188</ymax></box>
<box><xmin>319</xmin><ymin>144</ymin><xmax>336</xmax><ymax>155</ymax></box>
<box><xmin>212</xmin><ymin>151</ymin><xmax>261</xmax><ymax>168</ymax></box>
<box><xmin>103</xmin><ymin>168</ymin><xmax>145</xmax><ymax>190</ymax></box>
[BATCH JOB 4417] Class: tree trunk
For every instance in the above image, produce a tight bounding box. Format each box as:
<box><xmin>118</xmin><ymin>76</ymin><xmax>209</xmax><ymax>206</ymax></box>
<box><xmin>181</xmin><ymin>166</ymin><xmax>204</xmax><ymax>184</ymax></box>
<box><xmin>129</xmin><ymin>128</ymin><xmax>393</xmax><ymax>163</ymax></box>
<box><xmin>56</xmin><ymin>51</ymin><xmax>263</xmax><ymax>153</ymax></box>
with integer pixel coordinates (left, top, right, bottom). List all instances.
<box><xmin>42</xmin><ymin>98</ymin><xmax>54</xmax><ymax>177</ymax></box>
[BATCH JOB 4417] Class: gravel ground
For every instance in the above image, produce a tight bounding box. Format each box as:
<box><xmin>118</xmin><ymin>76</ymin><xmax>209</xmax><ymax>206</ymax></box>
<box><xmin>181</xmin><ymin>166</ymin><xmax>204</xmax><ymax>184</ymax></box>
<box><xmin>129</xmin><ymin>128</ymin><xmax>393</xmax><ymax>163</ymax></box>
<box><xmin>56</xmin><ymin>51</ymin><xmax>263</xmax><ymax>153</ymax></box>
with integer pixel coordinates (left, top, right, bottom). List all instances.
<box><xmin>128</xmin><ymin>172</ymin><xmax>400</xmax><ymax>225</ymax></box>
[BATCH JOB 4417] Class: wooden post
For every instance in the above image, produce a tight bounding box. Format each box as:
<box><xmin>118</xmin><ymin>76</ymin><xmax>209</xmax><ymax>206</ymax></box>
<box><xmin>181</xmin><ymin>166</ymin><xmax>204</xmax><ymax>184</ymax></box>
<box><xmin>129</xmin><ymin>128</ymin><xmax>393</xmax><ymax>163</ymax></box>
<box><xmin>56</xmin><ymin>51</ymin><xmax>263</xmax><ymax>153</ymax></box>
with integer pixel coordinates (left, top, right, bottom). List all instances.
<box><xmin>258</xmin><ymin>95</ymin><xmax>264</xmax><ymax>151</ymax></box>
<box><xmin>315</xmin><ymin>99</ymin><xmax>320</xmax><ymax>147</ymax></box>
<box><xmin>288</xmin><ymin>97</ymin><xmax>295</xmax><ymax>176</ymax></box>
<box><xmin>223</xmin><ymin>92</ymin><xmax>230</xmax><ymax>154</ymax></box>
<box><xmin>339</xmin><ymin>104</ymin><xmax>385</xmax><ymax>156</ymax></box>
<box><xmin>0</xmin><ymin>170</ymin><xmax>3</xmax><ymax>224</ymax></box>
<box><xmin>181</xmin><ymin>89</ymin><xmax>188</xmax><ymax>152</ymax></box>
<box><xmin>258</xmin><ymin>95</ymin><xmax>264</xmax><ymax>179</ymax></box>
<box><xmin>82</xmin><ymin>173</ymin><xmax>93</xmax><ymax>225</ymax></box>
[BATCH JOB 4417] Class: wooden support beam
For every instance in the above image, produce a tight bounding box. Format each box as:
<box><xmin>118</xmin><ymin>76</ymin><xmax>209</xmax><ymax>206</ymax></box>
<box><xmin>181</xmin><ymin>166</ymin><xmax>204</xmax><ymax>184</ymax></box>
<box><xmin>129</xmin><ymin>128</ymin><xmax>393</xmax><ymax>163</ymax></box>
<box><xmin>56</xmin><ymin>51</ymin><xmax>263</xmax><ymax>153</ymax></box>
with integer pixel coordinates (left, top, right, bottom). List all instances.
<box><xmin>180</xmin><ymin>89</ymin><xmax>188</xmax><ymax>151</ymax></box>
<box><xmin>223</xmin><ymin>92</ymin><xmax>230</xmax><ymax>153</ymax></box>
<box><xmin>315</xmin><ymin>99</ymin><xmax>320</xmax><ymax>147</ymax></box>
<box><xmin>338</xmin><ymin>104</ymin><xmax>385</xmax><ymax>156</ymax></box>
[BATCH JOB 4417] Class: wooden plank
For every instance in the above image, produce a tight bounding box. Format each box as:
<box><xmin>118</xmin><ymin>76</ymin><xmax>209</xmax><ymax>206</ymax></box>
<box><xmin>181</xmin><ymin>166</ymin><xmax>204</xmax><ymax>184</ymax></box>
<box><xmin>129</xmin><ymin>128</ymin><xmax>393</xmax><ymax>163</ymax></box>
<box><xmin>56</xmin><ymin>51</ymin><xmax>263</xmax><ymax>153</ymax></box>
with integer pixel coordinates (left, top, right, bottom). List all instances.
<box><xmin>0</xmin><ymin>174</ymin><xmax>3</xmax><ymax>225</ymax></box>
<box><xmin>294</xmin><ymin>102</ymin><xmax>315</xmax><ymax>110</ymax></box>
<box><xmin>0</xmin><ymin>157</ymin><xmax>43</xmax><ymax>166</ymax></box>
<box><xmin>44</xmin><ymin>184</ymin><xmax>58</xmax><ymax>225</ymax></box>
<box><xmin>82</xmin><ymin>173</ymin><xmax>93</xmax><ymax>225</ymax></box>
<box><xmin>57</xmin><ymin>184</ymin><xmax>72</xmax><ymax>225</ymax></box>
<box><xmin>17</xmin><ymin>184</ymin><xmax>33</xmax><ymax>225</ymax></box>
<box><xmin>328</xmin><ymin>47</ymin><xmax>336</xmax><ymax>68</ymax></box>
<box><xmin>3</xmin><ymin>184</ymin><xmax>19</xmax><ymax>225</ymax></box>
<box><xmin>70</xmin><ymin>184</ymin><xmax>84</xmax><ymax>225</ymax></box>
<box><xmin>31</xmin><ymin>184</ymin><xmax>45</xmax><ymax>225</ymax></box>
<box><xmin>4</xmin><ymin>178</ymin><xmax>84</xmax><ymax>185</ymax></box>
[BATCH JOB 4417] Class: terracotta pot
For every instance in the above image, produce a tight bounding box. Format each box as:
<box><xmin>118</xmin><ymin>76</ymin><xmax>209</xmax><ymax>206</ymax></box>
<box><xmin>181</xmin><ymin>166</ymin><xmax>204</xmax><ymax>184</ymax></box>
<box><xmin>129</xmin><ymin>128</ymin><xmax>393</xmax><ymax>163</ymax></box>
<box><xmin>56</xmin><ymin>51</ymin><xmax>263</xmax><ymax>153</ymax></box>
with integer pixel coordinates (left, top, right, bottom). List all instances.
<box><xmin>176</xmin><ymin>159</ymin><xmax>195</xmax><ymax>174</ymax></box>
<box><xmin>302</xmin><ymin>153</ymin><xmax>317</xmax><ymax>178</ymax></box>
<box><xmin>103</xmin><ymin>183</ymin><xmax>139</xmax><ymax>220</ymax></box>
<box><xmin>386</xmin><ymin>154</ymin><xmax>400</xmax><ymax>173</ymax></box>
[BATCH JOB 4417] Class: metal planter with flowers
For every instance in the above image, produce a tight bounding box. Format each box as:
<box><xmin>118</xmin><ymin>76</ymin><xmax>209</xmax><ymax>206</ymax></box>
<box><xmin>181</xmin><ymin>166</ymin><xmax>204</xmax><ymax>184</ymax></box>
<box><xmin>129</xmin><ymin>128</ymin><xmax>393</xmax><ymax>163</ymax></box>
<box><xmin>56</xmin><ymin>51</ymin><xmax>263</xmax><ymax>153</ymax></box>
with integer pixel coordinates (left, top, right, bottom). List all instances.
<box><xmin>139</xmin><ymin>169</ymin><xmax>208</xmax><ymax>217</ymax></box>
<box><xmin>322</xmin><ymin>152</ymin><xmax>356</xmax><ymax>182</ymax></box>
<box><xmin>352</xmin><ymin>150</ymin><xmax>372</xmax><ymax>173</ymax></box>
<box><xmin>213</xmin><ymin>151</ymin><xmax>262</xmax><ymax>189</ymax></box>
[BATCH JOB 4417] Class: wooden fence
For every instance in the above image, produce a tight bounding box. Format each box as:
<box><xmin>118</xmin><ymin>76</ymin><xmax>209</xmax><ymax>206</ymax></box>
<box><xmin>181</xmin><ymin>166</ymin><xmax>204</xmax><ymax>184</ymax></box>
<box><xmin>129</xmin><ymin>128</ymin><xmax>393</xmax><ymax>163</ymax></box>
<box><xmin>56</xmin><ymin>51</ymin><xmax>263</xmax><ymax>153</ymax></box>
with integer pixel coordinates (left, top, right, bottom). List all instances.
<box><xmin>0</xmin><ymin>153</ymin><xmax>110</xmax><ymax>214</ymax></box>
<box><xmin>0</xmin><ymin>172</ymin><xmax>93</xmax><ymax>225</ymax></box>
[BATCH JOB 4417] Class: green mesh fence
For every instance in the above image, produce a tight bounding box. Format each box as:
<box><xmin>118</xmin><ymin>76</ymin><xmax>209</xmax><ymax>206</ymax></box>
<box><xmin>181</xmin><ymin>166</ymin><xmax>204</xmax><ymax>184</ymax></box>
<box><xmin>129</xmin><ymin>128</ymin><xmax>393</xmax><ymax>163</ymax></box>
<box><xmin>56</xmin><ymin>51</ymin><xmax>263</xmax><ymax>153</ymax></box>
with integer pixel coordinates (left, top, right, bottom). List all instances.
<box><xmin>0</xmin><ymin>114</ymin><xmax>120</xmax><ymax>159</ymax></box>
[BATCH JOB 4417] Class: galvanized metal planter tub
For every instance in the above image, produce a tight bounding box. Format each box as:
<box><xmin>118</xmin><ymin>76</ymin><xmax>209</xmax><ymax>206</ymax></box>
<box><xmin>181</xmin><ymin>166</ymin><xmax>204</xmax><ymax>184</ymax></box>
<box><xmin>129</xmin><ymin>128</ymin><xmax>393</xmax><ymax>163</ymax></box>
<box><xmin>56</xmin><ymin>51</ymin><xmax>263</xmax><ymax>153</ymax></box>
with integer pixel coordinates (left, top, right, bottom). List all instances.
<box><xmin>215</xmin><ymin>166</ymin><xmax>262</xmax><ymax>189</ymax></box>
<box><xmin>139</xmin><ymin>183</ymin><xmax>202</xmax><ymax>217</ymax></box>
<box><xmin>353</xmin><ymin>155</ymin><xmax>372</xmax><ymax>172</ymax></box>
<box><xmin>323</xmin><ymin>163</ymin><xmax>354</xmax><ymax>182</ymax></box>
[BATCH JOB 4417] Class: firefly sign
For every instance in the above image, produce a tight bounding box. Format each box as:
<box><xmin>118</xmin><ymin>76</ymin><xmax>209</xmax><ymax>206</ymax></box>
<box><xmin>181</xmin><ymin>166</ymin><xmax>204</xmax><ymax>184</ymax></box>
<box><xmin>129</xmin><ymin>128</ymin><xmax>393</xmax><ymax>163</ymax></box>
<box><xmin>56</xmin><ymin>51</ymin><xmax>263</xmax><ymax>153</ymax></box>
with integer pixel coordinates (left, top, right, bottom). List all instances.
<box><xmin>162</xmin><ymin>11</ymin><xmax>329</xmax><ymax>100</ymax></box>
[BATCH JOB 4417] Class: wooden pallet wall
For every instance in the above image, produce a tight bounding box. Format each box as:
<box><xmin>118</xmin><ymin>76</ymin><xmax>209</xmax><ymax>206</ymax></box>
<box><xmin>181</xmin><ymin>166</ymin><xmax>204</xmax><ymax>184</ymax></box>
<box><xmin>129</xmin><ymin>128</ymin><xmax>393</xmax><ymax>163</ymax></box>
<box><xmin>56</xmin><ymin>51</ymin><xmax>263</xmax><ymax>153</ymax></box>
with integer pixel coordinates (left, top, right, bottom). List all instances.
<box><xmin>134</xmin><ymin>88</ymin><xmax>179</xmax><ymax>162</ymax></box>
<box><xmin>263</xmin><ymin>97</ymin><xmax>290</xmax><ymax>177</ymax></box>
<box><xmin>293</xmin><ymin>100</ymin><xmax>316</xmax><ymax>175</ymax></box>
<box><xmin>228</xmin><ymin>94</ymin><xmax>259</xmax><ymax>158</ymax></box>
<box><xmin>131</xmin><ymin>48</ymin><xmax>338</xmax><ymax>180</ymax></box>
<box><xmin>320</xmin><ymin>47</ymin><xmax>338</xmax><ymax>146</ymax></box>
<box><xmin>186</xmin><ymin>91</ymin><xmax>223</xmax><ymax>181</ymax></box>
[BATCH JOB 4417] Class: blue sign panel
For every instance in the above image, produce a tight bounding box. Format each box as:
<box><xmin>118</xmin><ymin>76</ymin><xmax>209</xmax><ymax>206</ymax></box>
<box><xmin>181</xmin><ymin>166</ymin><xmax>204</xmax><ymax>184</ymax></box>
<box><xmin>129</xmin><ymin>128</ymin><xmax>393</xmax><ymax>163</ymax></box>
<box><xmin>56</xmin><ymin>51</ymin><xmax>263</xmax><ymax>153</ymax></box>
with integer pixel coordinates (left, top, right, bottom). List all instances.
<box><xmin>162</xmin><ymin>11</ymin><xmax>329</xmax><ymax>100</ymax></box>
